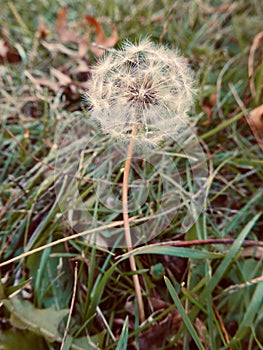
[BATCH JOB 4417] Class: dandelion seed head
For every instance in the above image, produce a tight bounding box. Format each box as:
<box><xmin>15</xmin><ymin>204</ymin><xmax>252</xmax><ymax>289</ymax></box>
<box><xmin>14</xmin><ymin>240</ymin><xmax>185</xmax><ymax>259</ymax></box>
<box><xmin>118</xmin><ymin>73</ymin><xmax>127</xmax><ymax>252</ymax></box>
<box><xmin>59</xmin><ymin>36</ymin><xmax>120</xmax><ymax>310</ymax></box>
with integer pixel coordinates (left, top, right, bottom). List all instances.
<box><xmin>86</xmin><ymin>38</ymin><xmax>195</xmax><ymax>145</ymax></box>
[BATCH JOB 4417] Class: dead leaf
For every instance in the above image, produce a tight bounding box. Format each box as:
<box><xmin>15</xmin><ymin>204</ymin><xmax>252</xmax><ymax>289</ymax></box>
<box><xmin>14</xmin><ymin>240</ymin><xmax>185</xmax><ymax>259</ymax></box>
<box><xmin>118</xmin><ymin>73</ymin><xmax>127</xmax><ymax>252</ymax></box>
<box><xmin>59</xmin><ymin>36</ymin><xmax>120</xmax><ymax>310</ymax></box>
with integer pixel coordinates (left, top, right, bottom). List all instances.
<box><xmin>248</xmin><ymin>31</ymin><xmax>263</xmax><ymax>99</ymax></box>
<box><xmin>42</xmin><ymin>8</ymin><xmax>118</xmax><ymax>58</ymax></box>
<box><xmin>21</xmin><ymin>100</ymin><xmax>43</xmax><ymax>119</ymax></box>
<box><xmin>125</xmin><ymin>295</ymin><xmax>184</xmax><ymax>349</ymax></box>
<box><xmin>159</xmin><ymin>254</ymin><xmax>188</xmax><ymax>282</ymax></box>
<box><xmin>241</xmin><ymin>246</ymin><xmax>263</xmax><ymax>259</ymax></box>
<box><xmin>56</xmin><ymin>6</ymin><xmax>67</xmax><ymax>34</ymax></box>
<box><xmin>247</xmin><ymin>104</ymin><xmax>263</xmax><ymax>151</ymax></box>
<box><xmin>38</xmin><ymin>20</ymin><xmax>48</xmax><ymax>40</ymax></box>
<box><xmin>56</xmin><ymin>6</ymin><xmax>78</xmax><ymax>43</ymax></box>
<box><xmin>0</xmin><ymin>36</ymin><xmax>21</xmax><ymax>64</ymax></box>
<box><xmin>138</xmin><ymin>313</ymin><xmax>173</xmax><ymax>350</ymax></box>
<box><xmin>84</xmin><ymin>15</ymin><xmax>118</xmax><ymax>56</ymax></box>
<box><xmin>250</xmin><ymin>105</ymin><xmax>263</xmax><ymax>133</ymax></box>
<box><xmin>75</xmin><ymin>60</ymin><xmax>91</xmax><ymax>82</ymax></box>
<box><xmin>149</xmin><ymin>297</ymin><xmax>170</xmax><ymax>310</ymax></box>
<box><xmin>202</xmin><ymin>93</ymin><xmax>217</xmax><ymax>125</ymax></box>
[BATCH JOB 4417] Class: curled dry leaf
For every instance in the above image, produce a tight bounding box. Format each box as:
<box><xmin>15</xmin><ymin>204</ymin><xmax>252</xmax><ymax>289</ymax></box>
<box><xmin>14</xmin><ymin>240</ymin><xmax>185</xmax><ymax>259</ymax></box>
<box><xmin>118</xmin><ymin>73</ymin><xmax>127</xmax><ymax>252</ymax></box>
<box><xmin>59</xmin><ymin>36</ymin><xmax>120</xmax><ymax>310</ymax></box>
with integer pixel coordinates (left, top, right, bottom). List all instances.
<box><xmin>0</xmin><ymin>36</ymin><xmax>21</xmax><ymax>64</ymax></box>
<box><xmin>42</xmin><ymin>7</ymin><xmax>118</xmax><ymax>58</ymax></box>
<box><xmin>248</xmin><ymin>104</ymin><xmax>263</xmax><ymax>151</ymax></box>
<box><xmin>84</xmin><ymin>15</ymin><xmax>118</xmax><ymax>56</ymax></box>
<box><xmin>250</xmin><ymin>104</ymin><xmax>263</xmax><ymax>133</ymax></box>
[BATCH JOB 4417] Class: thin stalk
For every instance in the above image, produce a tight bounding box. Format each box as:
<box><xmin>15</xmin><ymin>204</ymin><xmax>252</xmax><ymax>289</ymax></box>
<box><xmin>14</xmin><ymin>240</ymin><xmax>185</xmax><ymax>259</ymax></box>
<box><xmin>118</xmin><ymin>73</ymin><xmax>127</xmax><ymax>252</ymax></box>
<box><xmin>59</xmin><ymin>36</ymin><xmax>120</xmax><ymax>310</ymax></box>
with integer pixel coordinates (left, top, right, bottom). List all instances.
<box><xmin>122</xmin><ymin>124</ymin><xmax>145</xmax><ymax>324</ymax></box>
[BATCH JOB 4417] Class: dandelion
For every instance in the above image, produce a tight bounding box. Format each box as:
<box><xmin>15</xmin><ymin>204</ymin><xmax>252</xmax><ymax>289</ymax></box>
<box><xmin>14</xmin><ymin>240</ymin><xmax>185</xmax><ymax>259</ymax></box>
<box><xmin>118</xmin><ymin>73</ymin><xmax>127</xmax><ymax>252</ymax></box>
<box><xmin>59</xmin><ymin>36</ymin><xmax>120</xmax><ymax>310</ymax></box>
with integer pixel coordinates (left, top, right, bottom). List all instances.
<box><xmin>86</xmin><ymin>38</ymin><xmax>195</xmax><ymax>145</ymax></box>
<box><xmin>85</xmin><ymin>39</ymin><xmax>196</xmax><ymax>324</ymax></box>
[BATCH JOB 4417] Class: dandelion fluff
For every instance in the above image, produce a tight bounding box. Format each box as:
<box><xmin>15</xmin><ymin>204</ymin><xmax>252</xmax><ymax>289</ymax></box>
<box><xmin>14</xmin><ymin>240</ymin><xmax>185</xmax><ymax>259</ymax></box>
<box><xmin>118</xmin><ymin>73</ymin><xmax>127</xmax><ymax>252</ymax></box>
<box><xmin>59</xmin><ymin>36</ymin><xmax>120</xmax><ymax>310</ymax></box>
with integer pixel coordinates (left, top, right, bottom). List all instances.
<box><xmin>86</xmin><ymin>38</ymin><xmax>195</xmax><ymax>145</ymax></box>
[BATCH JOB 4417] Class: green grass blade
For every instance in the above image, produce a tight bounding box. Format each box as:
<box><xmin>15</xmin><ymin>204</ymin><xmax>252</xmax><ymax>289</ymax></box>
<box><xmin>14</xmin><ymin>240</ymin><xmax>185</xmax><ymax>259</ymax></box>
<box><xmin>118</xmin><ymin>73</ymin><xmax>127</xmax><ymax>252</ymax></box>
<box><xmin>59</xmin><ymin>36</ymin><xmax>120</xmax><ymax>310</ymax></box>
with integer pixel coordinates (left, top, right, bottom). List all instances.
<box><xmin>200</xmin><ymin>213</ymin><xmax>261</xmax><ymax>299</ymax></box>
<box><xmin>86</xmin><ymin>264</ymin><xmax>117</xmax><ymax>320</ymax></box>
<box><xmin>165</xmin><ymin>277</ymin><xmax>205</xmax><ymax>350</ymax></box>
<box><xmin>235</xmin><ymin>281</ymin><xmax>263</xmax><ymax>340</ymax></box>
<box><xmin>119</xmin><ymin>245</ymin><xmax>223</xmax><ymax>260</ymax></box>
<box><xmin>199</xmin><ymin>112</ymin><xmax>244</xmax><ymax>141</ymax></box>
<box><xmin>116</xmin><ymin>316</ymin><xmax>129</xmax><ymax>350</ymax></box>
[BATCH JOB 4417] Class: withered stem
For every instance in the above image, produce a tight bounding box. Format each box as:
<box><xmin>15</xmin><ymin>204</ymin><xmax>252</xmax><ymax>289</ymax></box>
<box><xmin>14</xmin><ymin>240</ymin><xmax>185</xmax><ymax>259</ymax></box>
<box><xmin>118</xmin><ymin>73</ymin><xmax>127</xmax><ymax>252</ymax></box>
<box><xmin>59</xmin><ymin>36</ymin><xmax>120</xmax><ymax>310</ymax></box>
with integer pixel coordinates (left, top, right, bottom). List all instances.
<box><xmin>122</xmin><ymin>124</ymin><xmax>145</xmax><ymax>323</ymax></box>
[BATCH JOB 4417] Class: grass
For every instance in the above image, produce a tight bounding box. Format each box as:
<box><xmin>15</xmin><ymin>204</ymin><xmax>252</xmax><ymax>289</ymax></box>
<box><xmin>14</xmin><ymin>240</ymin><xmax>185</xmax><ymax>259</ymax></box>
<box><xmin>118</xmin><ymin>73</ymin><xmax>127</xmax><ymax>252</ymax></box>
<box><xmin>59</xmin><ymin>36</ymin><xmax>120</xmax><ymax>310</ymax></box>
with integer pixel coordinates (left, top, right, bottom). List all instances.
<box><xmin>0</xmin><ymin>0</ymin><xmax>263</xmax><ymax>349</ymax></box>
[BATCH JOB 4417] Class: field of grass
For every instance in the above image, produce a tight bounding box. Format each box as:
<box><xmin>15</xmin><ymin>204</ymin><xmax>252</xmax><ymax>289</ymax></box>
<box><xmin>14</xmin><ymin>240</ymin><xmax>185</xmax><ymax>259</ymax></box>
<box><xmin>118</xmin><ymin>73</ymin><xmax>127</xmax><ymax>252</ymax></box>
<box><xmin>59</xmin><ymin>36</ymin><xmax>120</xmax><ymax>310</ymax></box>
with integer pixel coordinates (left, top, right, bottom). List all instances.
<box><xmin>0</xmin><ymin>1</ymin><xmax>263</xmax><ymax>349</ymax></box>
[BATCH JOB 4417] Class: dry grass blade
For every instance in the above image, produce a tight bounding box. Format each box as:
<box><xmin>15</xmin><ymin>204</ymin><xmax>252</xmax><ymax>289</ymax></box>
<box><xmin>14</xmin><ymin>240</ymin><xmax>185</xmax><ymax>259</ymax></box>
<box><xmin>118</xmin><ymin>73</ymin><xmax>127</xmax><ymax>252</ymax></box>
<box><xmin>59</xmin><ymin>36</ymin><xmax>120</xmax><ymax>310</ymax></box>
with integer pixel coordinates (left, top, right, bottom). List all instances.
<box><xmin>248</xmin><ymin>31</ymin><xmax>263</xmax><ymax>99</ymax></box>
<box><xmin>0</xmin><ymin>218</ymin><xmax>138</xmax><ymax>267</ymax></box>
<box><xmin>60</xmin><ymin>262</ymin><xmax>78</xmax><ymax>350</ymax></box>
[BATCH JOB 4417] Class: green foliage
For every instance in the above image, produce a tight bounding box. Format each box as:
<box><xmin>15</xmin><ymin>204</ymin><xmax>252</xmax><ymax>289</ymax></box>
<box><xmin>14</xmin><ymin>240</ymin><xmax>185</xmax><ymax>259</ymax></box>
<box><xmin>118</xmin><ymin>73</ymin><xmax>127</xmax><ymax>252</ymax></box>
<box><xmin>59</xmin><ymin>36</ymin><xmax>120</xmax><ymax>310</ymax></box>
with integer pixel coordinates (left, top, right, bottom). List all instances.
<box><xmin>3</xmin><ymin>297</ymin><xmax>68</xmax><ymax>342</ymax></box>
<box><xmin>165</xmin><ymin>277</ymin><xmax>205</xmax><ymax>350</ymax></box>
<box><xmin>116</xmin><ymin>316</ymin><xmax>129</xmax><ymax>350</ymax></box>
<box><xmin>0</xmin><ymin>329</ymin><xmax>47</xmax><ymax>350</ymax></box>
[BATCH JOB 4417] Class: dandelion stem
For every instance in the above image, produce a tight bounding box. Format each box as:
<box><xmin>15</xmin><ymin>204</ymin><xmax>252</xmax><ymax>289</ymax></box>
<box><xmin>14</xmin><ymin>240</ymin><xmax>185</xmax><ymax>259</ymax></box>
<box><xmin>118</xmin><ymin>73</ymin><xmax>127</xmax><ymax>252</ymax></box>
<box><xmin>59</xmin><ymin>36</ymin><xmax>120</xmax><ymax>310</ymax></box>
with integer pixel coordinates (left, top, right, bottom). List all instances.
<box><xmin>122</xmin><ymin>123</ymin><xmax>145</xmax><ymax>324</ymax></box>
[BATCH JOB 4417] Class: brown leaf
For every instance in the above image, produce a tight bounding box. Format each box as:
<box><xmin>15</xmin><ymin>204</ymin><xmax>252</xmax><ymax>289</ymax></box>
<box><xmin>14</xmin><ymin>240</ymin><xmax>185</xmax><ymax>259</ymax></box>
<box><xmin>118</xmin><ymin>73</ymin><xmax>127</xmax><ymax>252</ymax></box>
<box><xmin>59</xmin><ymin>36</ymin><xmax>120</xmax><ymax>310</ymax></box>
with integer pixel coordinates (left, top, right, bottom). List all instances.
<box><xmin>84</xmin><ymin>15</ymin><xmax>118</xmax><ymax>56</ymax></box>
<box><xmin>137</xmin><ymin>305</ymin><xmax>184</xmax><ymax>349</ymax></box>
<box><xmin>241</xmin><ymin>246</ymin><xmax>263</xmax><ymax>259</ymax></box>
<box><xmin>56</xmin><ymin>6</ymin><xmax>78</xmax><ymax>43</ymax></box>
<box><xmin>138</xmin><ymin>313</ymin><xmax>173</xmax><ymax>350</ymax></box>
<box><xmin>56</xmin><ymin>6</ymin><xmax>67</xmax><ymax>34</ymax></box>
<box><xmin>250</xmin><ymin>104</ymin><xmax>263</xmax><ymax>133</ymax></box>
<box><xmin>45</xmin><ymin>9</ymin><xmax>118</xmax><ymax>58</ymax></box>
<box><xmin>38</xmin><ymin>20</ymin><xmax>48</xmax><ymax>40</ymax></box>
<box><xmin>149</xmin><ymin>297</ymin><xmax>170</xmax><ymax>310</ymax></box>
<box><xmin>75</xmin><ymin>60</ymin><xmax>91</xmax><ymax>82</ymax></box>
<box><xmin>247</xmin><ymin>104</ymin><xmax>263</xmax><ymax>151</ymax></box>
<box><xmin>21</xmin><ymin>100</ymin><xmax>43</xmax><ymax>119</ymax></box>
<box><xmin>159</xmin><ymin>255</ymin><xmax>188</xmax><ymax>282</ymax></box>
<box><xmin>125</xmin><ymin>295</ymin><xmax>183</xmax><ymax>349</ymax></box>
<box><xmin>0</xmin><ymin>37</ymin><xmax>21</xmax><ymax>64</ymax></box>
<box><xmin>202</xmin><ymin>93</ymin><xmax>217</xmax><ymax>125</ymax></box>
